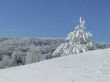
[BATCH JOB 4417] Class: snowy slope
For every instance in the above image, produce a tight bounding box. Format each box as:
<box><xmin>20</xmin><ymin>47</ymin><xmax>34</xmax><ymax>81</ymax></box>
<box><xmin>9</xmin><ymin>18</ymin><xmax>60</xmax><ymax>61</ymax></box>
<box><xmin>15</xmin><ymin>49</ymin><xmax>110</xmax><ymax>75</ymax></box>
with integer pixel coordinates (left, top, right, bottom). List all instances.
<box><xmin>0</xmin><ymin>48</ymin><xmax>110</xmax><ymax>82</ymax></box>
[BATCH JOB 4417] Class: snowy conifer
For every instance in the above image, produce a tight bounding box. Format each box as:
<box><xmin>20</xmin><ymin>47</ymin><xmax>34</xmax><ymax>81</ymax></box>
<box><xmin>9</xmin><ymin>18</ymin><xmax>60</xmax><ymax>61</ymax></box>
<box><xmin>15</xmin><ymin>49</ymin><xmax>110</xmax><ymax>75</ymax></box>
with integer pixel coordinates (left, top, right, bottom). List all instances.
<box><xmin>53</xmin><ymin>17</ymin><xmax>95</xmax><ymax>56</ymax></box>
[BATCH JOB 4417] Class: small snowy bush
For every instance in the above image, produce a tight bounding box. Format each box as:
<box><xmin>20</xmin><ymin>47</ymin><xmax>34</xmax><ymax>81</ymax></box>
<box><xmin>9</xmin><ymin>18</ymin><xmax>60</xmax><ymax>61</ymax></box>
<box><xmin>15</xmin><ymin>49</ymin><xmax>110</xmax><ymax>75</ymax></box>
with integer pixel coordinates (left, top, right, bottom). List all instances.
<box><xmin>53</xmin><ymin>17</ymin><xmax>96</xmax><ymax>56</ymax></box>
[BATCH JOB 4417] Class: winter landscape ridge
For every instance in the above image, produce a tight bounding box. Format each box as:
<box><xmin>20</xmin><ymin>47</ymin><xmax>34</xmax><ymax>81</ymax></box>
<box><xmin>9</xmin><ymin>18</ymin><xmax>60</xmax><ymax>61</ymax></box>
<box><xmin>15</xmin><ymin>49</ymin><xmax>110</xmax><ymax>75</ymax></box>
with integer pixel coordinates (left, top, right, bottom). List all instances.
<box><xmin>0</xmin><ymin>17</ymin><xmax>110</xmax><ymax>82</ymax></box>
<box><xmin>0</xmin><ymin>17</ymin><xmax>110</xmax><ymax>69</ymax></box>
<box><xmin>0</xmin><ymin>37</ymin><xmax>109</xmax><ymax>69</ymax></box>
<box><xmin>0</xmin><ymin>48</ymin><xmax>110</xmax><ymax>82</ymax></box>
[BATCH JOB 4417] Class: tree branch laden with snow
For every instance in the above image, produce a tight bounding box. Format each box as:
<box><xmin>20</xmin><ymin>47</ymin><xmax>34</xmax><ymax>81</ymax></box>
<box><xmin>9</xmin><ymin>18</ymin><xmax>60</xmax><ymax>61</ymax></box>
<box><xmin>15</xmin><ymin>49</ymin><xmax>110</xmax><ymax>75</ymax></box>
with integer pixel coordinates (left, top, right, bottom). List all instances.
<box><xmin>53</xmin><ymin>17</ymin><xmax>96</xmax><ymax>56</ymax></box>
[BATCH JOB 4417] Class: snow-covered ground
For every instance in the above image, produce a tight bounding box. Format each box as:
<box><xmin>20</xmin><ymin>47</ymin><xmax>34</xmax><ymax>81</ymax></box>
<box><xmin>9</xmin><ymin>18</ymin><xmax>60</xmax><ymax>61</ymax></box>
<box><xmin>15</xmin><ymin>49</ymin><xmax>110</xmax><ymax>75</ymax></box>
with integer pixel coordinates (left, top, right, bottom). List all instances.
<box><xmin>0</xmin><ymin>48</ymin><xmax>110</xmax><ymax>82</ymax></box>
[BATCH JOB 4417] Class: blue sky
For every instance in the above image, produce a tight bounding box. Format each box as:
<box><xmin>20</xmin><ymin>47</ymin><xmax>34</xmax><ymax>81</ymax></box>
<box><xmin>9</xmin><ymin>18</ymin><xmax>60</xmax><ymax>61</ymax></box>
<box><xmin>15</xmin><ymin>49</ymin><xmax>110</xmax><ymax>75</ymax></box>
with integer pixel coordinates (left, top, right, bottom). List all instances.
<box><xmin>0</xmin><ymin>0</ymin><xmax>110</xmax><ymax>41</ymax></box>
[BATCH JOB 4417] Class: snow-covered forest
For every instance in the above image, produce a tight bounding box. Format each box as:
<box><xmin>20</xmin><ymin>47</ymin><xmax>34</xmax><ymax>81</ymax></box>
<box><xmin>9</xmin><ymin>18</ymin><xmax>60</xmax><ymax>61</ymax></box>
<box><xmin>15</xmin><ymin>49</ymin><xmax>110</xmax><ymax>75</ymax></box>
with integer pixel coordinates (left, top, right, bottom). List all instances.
<box><xmin>0</xmin><ymin>38</ymin><xmax>64</xmax><ymax>69</ymax></box>
<box><xmin>0</xmin><ymin>37</ymin><xmax>109</xmax><ymax>69</ymax></box>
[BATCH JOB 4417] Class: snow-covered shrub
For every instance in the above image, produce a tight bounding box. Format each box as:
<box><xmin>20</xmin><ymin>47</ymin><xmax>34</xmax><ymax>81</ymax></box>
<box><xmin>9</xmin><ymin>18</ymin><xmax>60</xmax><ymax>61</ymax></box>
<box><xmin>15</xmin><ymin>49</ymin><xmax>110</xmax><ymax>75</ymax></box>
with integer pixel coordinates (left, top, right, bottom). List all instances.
<box><xmin>53</xmin><ymin>17</ymin><xmax>96</xmax><ymax>56</ymax></box>
<box><xmin>11</xmin><ymin>51</ymin><xmax>26</xmax><ymax>66</ymax></box>
<box><xmin>26</xmin><ymin>45</ymin><xmax>46</xmax><ymax>64</ymax></box>
<box><xmin>95</xmin><ymin>42</ymin><xmax>110</xmax><ymax>49</ymax></box>
<box><xmin>0</xmin><ymin>55</ymin><xmax>11</xmax><ymax>69</ymax></box>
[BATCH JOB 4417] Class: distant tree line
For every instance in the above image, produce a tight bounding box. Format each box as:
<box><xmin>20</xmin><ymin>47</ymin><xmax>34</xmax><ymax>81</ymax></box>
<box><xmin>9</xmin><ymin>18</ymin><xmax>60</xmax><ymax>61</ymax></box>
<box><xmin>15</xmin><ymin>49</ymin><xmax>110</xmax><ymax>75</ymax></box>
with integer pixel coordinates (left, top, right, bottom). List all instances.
<box><xmin>0</xmin><ymin>38</ymin><xmax>109</xmax><ymax>69</ymax></box>
<box><xmin>0</xmin><ymin>38</ymin><xmax>64</xmax><ymax>69</ymax></box>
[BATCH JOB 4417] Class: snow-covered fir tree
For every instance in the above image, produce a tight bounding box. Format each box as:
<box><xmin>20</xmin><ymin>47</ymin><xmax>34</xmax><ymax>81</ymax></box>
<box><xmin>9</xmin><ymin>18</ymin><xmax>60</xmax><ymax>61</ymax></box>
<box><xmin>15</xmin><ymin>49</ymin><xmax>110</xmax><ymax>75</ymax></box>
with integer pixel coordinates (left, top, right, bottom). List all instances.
<box><xmin>53</xmin><ymin>17</ymin><xmax>96</xmax><ymax>56</ymax></box>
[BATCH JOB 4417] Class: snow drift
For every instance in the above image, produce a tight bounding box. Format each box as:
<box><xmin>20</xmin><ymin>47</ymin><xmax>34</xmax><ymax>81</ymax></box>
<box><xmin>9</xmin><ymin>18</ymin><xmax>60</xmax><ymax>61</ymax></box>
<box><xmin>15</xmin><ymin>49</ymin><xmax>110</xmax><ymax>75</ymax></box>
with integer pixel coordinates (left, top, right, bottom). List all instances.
<box><xmin>0</xmin><ymin>48</ymin><xmax>110</xmax><ymax>82</ymax></box>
